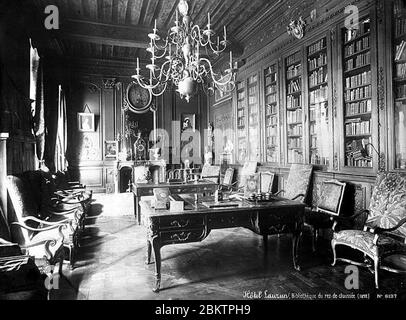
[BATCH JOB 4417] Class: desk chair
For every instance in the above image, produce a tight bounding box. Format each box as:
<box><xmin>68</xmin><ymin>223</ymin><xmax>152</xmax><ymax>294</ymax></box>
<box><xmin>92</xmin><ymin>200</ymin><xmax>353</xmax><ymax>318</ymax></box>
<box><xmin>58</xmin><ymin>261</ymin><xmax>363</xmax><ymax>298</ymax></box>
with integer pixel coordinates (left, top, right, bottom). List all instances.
<box><xmin>304</xmin><ymin>180</ymin><xmax>346</xmax><ymax>252</ymax></box>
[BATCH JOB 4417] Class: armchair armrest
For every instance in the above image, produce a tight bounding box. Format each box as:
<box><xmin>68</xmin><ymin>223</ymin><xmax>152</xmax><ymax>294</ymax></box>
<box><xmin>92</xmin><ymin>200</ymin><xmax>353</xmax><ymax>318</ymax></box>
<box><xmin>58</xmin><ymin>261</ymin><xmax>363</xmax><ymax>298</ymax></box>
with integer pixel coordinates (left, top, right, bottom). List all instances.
<box><xmin>373</xmin><ymin>217</ymin><xmax>406</xmax><ymax>235</ymax></box>
<box><xmin>12</xmin><ymin>221</ymin><xmax>69</xmax><ymax>232</ymax></box>
<box><xmin>291</xmin><ymin>194</ymin><xmax>305</xmax><ymax>201</ymax></box>
<box><xmin>274</xmin><ymin>190</ymin><xmax>285</xmax><ymax>196</ymax></box>
<box><xmin>332</xmin><ymin>209</ymin><xmax>370</xmax><ymax>232</ymax></box>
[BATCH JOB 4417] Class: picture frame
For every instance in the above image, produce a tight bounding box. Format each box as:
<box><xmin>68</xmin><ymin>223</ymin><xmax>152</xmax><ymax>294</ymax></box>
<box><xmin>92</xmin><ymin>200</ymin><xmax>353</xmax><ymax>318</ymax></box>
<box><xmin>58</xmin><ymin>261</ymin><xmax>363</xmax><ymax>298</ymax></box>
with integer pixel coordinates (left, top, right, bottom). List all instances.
<box><xmin>181</xmin><ymin>113</ymin><xmax>196</xmax><ymax>132</ymax></box>
<box><xmin>105</xmin><ymin>140</ymin><xmax>118</xmax><ymax>159</ymax></box>
<box><xmin>78</xmin><ymin>112</ymin><xmax>95</xmax><ymax>132</ymax></box>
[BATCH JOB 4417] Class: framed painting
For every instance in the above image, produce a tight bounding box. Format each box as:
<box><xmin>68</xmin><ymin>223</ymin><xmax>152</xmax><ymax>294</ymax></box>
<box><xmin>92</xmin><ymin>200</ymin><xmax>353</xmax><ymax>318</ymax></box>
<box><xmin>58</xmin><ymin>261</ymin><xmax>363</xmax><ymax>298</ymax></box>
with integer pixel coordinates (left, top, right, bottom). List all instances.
<box><xmin>181</xmin><ymin>113</ymin><xmax>196</xmax><ymax>132</ymax></box>
<box><xmin>105</xmin><ymin>140</ymin><xmax>118</xmax><ymax>159</ymax></box>
<box><xmin>78</xmin><ymin>112</ymin><xmax>95</xmax><ymax>132</ymax></box>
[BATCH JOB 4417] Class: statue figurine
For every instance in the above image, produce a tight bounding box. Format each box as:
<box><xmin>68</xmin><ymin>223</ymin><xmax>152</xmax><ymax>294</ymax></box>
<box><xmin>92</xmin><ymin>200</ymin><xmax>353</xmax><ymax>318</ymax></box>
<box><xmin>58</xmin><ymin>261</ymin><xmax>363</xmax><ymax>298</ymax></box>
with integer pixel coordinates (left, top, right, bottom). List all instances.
<box><xmin>204</xmin><ymin>146</ymin><xmax>213</xmax><ymax>165</ymax></box>
<box><xmin>134</xmin><ymin>131</ymin><xmax>147</xmax><ymax>161</ymax></box>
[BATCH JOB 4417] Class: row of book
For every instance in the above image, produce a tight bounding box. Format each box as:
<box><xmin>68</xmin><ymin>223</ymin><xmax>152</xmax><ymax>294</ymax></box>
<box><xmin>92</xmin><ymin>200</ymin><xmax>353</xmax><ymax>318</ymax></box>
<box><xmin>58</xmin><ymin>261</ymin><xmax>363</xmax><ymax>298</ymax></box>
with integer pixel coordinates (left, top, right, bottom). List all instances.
<box><xmin>266</xmin><ymin>104</ymin><xmax>278</xmax><ymax>115</ymax></box>
<box><xmin>310</xmin><ymin>123</ymin><xmax>317</xmax><ymax>135</ymax></box>
<box><xmin>396</xmin><ymin>83</ymin><xmax>406</xmax><ymax>99</ymax></box>
<box><xmin>345</xmin><ymin>51</ymin><xmax>370</xmax><ymax>71</ymax></box>
<box><xmin>286</xmin><ymin>95</ymin><xmax>301</xmax><ymax>109</ymax></box>
<box><xmin>248</xmin><ymin>96</ymin><xmax>257</xmax><ymax>105</ymax></box>
<box><xmin>288</xmin><ymin>149</ymin><xmax>304</xmax><ymax>163</ymax></box>
<box><xmin>309</xmin><ymin>86</ymin><xmax>328</xmax><ymax>104</ymax></box>
<box><xmin>345</xmin><ymin>119</ymin><xmax>371</xmax><ymax>136</ymax></box>
<box><xmin>345</xmin><ymin>85</ymin><xmax>371</xmax><ymax>101</ymax></box>
<box><xmin>344</xmin><ymin>36</ymin><xmax>370</xmax><ymax>57</ymax></box>
<box><xmin>237</xmin><ymin>118</ymin><xmax>245</xmax><ymax>128</ymax></box>
<box><xmin>287</xmin><ymin>108</ymin><xmax>302</xmax><ymax>123</ymax></box>
<box><xmin>248</xmin><ymin>86</ymin><xmax>257</xmax><ymax>95</ymax></box>
<box><xmin>309</xmin><ymin>103</ymin><xmax>328</xmax><ymax>122</ymax></box>
<box><xmin>308</xmin><ymin>54</ymin><xmax>327</xmax><ymax>71</ymax></box>
<box><xmin>346</xmin><ymin>157</ymin><xmax>373</xmax><ymax>167</ymax></box>
<box><xmin>265</xmin><ymin>65</ymin><xmax>277</xmax><ymax>75</ymax></box>
<box><xmin>395</xmin><ymin>18</ymin><xmax>406</xmax><ymax>38</ymax></box>
<box><xmin>395</xmin><ymin>63</ymin><xmax>406</xmax><ymax>79</ymax></box>
<box><xmin>308</xmin><ymin>38</ymin><xmax>326</xmax><ymax>55</ymax></box>
<box><xmin>287</xmin><ymin>64</ymin><xmax>302</xmax><ymax>79</ymax></box>
<box><xmin>248</xmin><ymin>75</ymin><xmax>258</xmax><ymax>84</ymax></box>
<box><xmin>345</xmin><ymin>100</ymin><xmax>372</xmax><ymax>116</ymax></box>
<box><xmin>345</xmin><ymin>137</ymin><xmax>373</xmax><ymax>167</ymax></box>
<box><xmin>237</xmin><ymin>91</ymin><xmax>245</xmax><ymax>100</ymax></box>
<box><xmin>237</xmin><ymin>82</ymin><xmax>245</xmax><ymax>90</ymax></box>
<box><xmin>311</xmin><ymin>152</ymin><xmax>329</xmax><ymax>166</ymax></box>
<box><xmin>265</xmin><ymin>74</ymin><xmax>277</xmax><ymax>85</ymax></box>
<box><xmin>266</xmin><ymin>93</ymin><xmax>277</xmax><ymax>105</ymax></box>
<box><xmin>266</xmin><ymin>85</ymin><xmax>277</xmax><ymax>95</ymax></box>
<box><xmin>287</xmin><ymin>137</ymin><xmax>303</xmax><ymax>149</ymax></box>
<box><xmin>287</xmin><ymin>79</ymin><xmax>301</xmax><ymax>93</ymax></box>
<box><xmin>344</xmin><ymin>22</ymin><xmax>370</xmax><ymax>43</ymax></box>
<box><xmin>395</xmin><ymin>41</ymin><xmax>406</xmax><ymax>62</ymax></box>
<box><xmin>266</xmin><ymin>128</ymin><xmax>278</xmax><ymax>141</ymax></box>
<box><xmin>288</xmin><ymin>124</ymin><xmax>303</xmax><ymax>136</ymax></box>
<box><xmin>345</xmin><ymin>71</ymin><xmax>371</xmax><ymax>88</ymax></box>
<box><xmin>266</xmin><ymin>116</ymin><xmax>278</xmax><ymax>127</ymax></box>
<box><xmin>266</xmin><ymin>153</ymin><xmax>278</xmax><ymax>163</ymax></box>
<box><xmin>286</xmin><ymin>51</ymin><xmax>301</xmax><ymax>66</ymax></box>
<box><xmin>309</xmin><ymin>69</ymin><xmax>328</xmax><ymax>87</ymax></box>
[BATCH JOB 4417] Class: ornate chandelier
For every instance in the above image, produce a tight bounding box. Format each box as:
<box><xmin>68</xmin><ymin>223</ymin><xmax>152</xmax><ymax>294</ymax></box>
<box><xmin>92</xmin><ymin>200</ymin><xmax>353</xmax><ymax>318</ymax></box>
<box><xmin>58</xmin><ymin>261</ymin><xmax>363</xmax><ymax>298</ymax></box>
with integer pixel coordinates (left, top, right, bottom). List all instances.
<box><xmin>132</xmin><ymin>0</ymin><xmax>237</xmax><ymax>102</ymax></box>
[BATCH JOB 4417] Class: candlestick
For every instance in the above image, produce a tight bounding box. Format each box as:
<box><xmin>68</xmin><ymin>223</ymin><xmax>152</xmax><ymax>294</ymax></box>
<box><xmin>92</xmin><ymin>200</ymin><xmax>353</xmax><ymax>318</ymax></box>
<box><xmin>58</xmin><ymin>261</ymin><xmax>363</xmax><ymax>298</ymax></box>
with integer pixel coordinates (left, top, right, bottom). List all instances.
<box><xmin>137</xmin><ymin>58</ymin><xmax>140</xmax><ymax>70</ymax></box>
<box><xmin>154</xmin><ymin>19</ymin><xmax>157</xmax><ymax>32</ymax></box>
<box><xmin>208</xmin><ymin>13</ymin><xmax>210</xmax><ymax>27</ymax></box>
<box><xmin>224</xmin><ymin>26</ymin><xmax>227</xmax><ymax>41</ymax></box>
<box><xmin>230</xmin><ymin>51</ymin><xmax>233</xmax><ymax>68</ymax></box>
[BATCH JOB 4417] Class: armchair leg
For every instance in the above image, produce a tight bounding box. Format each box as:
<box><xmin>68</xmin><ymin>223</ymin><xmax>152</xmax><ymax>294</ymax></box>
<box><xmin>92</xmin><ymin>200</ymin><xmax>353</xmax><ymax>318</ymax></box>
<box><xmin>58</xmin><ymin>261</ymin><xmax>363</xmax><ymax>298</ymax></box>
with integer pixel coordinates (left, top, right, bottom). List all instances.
<box><xmin>374</xmin><ymin>256</ymin><xmax>380</xmax><ymax>290</ymax></box>
<box><xmin>331</xmin><ymin>240</ymin><xmax>337</xmax><ymax>266</ymax></box>
<box><xmin>311</xmin><ymin>227</ymin><xmax>317</xmax><ymax>253</ymax></box>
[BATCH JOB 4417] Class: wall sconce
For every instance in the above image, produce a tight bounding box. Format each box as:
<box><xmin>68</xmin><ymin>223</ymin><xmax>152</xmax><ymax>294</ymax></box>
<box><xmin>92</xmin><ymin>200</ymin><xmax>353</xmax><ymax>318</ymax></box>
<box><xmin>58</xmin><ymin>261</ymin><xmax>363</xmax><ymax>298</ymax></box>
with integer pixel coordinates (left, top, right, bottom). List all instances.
<box><xmin>287</xmin><ymin>17</ymin><xmax>306</xmax><ymax>39</ymax></box>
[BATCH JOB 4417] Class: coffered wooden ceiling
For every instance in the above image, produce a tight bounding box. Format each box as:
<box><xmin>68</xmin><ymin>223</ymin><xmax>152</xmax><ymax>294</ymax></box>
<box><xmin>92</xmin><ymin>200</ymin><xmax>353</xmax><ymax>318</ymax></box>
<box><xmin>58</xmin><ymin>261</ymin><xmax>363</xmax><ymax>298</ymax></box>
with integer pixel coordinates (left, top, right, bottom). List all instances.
<box><xmin>34</xmin><ymin>0</ymin><xmax>280</xmax><ymax>64</ymax></box>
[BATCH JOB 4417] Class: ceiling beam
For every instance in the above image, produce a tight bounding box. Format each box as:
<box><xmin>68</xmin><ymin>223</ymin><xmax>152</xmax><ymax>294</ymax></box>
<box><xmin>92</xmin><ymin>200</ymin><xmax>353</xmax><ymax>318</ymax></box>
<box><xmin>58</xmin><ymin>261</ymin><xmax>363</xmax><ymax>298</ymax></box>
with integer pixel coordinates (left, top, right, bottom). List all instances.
<box><xmin>58</xmin><ymin>19</ymin><xmax>151</xmax><ymax>48</ymax></box>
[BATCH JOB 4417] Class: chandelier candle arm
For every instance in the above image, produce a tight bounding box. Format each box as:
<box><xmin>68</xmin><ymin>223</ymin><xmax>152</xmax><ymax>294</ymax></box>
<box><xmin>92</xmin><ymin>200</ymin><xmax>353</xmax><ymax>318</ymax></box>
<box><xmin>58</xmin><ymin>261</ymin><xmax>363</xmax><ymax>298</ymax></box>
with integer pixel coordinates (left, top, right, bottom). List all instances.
<box><xmin>132</xmin><ymin>0</ymin><xmax>236</xmax><ymax>102</ymax></box>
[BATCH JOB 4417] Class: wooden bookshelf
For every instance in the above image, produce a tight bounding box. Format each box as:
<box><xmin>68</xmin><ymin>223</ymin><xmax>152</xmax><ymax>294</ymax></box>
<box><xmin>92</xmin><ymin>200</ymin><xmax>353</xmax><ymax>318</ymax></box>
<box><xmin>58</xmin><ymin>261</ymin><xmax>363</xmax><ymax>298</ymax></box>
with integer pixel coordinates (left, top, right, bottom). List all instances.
<box><xmin>264</xmin><ymin>63</ymin><xmax>279</xmax><ymax>163</ymax></box>
<box><xmin>307</xmin><ymin>36</ymin><xmax>329</xmax><ymax>166</ymax></box>
<box><xmin>236</xmin><ymin>81</ymin><xmax>247</xmax><ymax>162</ymax></box>
<box><xmin>393</xmin><ymin>0</ymin><xmax>406</xmax><ymax>169</ymax></box>
<box><xmin>342</xmin><ymin>17</ymin><xmax>373</xmax><ymax>168</ymax></box>
<box><xmin>285</xmin><ymin>50</ymin><xmax>303</xmax><ymax>164</ymax></box>
<box><xmin>247</xmin><ymin>74</ymin><xmax>260</xmax><ymax>161</ymax></box>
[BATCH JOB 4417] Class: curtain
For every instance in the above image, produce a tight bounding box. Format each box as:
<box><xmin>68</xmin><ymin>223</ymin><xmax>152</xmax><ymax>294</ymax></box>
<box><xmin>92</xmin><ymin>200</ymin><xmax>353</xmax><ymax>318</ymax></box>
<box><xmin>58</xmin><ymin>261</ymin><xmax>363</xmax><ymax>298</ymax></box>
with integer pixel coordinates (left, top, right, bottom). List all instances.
<box><xmin>55</xmin><ymin>85</ymin><xmax>67</xmax><ymax>172</ymax></box>
<box><xmin>30</xmin><ymin>40</ymin><xmax>45</xmax><ymax>169</ymax></box>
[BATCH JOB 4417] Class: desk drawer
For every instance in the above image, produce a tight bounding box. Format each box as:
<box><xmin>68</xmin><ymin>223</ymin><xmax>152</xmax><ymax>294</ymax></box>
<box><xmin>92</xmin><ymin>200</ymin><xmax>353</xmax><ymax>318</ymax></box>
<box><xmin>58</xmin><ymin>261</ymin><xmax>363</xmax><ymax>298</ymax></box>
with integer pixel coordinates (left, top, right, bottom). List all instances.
<box><xmin>159</xmin><ymin>216</ymin><xmax>205</xmax><ymax>229</ymax></box>
<box><xmin>208</xmin><ymin>213</ymin><xmax>251</xmax><ymax>229</ymax></box>
<box><xmin>160</xmin><ymin>228</ymin><xmax>205</xmax><ymax>244</ymax></box>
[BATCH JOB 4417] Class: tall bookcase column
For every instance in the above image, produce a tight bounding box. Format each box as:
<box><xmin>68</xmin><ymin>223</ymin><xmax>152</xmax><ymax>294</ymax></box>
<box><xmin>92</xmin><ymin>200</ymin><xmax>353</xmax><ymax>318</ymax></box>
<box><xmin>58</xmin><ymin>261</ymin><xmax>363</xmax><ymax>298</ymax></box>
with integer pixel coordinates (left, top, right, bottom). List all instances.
<box><xmin>389</xmin><ymin>0</ymin><xmax>406</xmax><ymax>170</ymax></box>
<box><xmin>263</xmin><ymin>61</ymin><xmax>281</xmax><ymax>164</ymax></box>
<box><xmin>338</xmin><ymin>9</ymin><xmax>379</xmax><ymax>174</ymax></box>
<box><xmin>305</xmin><ymin>34</ymin><xmax>334</xmax><ymax>168</ymax></box>
<box><xmin>284</xmin><ymin>49</ymin><xmax>305</xmax><ymax>164</ymax></box>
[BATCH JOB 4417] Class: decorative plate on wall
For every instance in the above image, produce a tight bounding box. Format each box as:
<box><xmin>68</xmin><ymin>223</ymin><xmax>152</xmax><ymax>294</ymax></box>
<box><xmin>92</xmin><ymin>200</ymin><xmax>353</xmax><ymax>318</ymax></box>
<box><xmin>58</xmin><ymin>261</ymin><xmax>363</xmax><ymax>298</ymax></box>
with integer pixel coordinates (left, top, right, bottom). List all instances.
<box><xmin>126</xmin><ymin>82</ymin><xmax>152</xmax><ymax>114</ymax></box>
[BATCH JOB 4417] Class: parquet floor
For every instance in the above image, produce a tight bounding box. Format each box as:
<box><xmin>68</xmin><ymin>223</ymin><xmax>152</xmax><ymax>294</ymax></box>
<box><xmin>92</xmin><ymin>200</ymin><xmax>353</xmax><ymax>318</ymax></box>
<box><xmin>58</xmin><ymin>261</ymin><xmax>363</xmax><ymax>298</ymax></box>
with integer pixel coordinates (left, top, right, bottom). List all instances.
<box><xmin>51</xmin><ymin>194</ymin><xmax>406</xmax><ymax>300</ymax></box>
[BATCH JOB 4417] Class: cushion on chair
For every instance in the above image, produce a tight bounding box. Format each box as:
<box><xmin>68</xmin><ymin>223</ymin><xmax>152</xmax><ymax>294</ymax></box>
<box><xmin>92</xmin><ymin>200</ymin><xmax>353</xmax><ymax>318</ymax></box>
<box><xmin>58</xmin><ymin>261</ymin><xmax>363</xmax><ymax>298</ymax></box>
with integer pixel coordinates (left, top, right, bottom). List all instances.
<box><xmin>333</xmin><ymin>229</ymin><xmax>405</xmax><ymax>259</ymax></box>
<box><xmin>366</xmin><ymin>173</ymin><xmax>406</xmax><ymax>238</ymax></box>
<box><xmin>284</xmin><ymin>164</ymin><xmax>313</xmax><ymax>202</ymax></box>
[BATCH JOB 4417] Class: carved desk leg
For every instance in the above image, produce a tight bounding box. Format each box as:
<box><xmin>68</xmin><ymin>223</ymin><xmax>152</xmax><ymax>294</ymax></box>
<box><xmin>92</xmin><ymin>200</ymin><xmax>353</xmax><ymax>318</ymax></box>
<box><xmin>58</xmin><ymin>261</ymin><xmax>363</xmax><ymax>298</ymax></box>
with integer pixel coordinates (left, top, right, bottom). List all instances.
<box><xmin>146</xmin><ymin>239</ymin><xmax>152</xmax><ymax>265</ymax></box>
<box><xmin>292</xmin><ymin>218</ymin><xmax>303</xmax><ymax>271</ymax></box>
<box><xmin>151</xmin><ymin>235</ymin><xmax>161</xmax><ymax>293</ymax></box>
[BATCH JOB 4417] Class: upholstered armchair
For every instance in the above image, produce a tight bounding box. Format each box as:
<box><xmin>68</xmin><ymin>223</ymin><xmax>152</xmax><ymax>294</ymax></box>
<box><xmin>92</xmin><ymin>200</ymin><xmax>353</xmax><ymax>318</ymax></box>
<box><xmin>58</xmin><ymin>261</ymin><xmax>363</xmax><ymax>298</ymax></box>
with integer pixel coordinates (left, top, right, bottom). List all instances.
<box><xmin>6</xmin><ymin>175</ymin><xmax>81</xmax><ymax>269</ymax></box>
<box><xmin>304</xmin><ymin>180</ymin><xmax>346</xmax><ymax>252</ymax></box>
<box><xmin>331</xmin><ymin>172</ymin><xmax>406</xmax><ymax>289</ymax></box>
<box><xmin>273</xmin><ymin>164</ymin><xmax>313</xmax><ymax>202</ymax></box>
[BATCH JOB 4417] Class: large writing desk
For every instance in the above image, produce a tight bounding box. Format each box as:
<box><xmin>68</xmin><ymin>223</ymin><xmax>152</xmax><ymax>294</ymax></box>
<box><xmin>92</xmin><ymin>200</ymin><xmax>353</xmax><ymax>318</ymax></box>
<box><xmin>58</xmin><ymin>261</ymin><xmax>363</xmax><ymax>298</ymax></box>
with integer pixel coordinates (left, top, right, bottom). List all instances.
<box><xmin>132</xmin><ymin>181</ymin><xmax>217</xmax><ymax>225</ymax></box>
<box><xmin>140</xmin><ymin>196</ymin><xmax>306</xmax><ymax>292</ymax></box>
